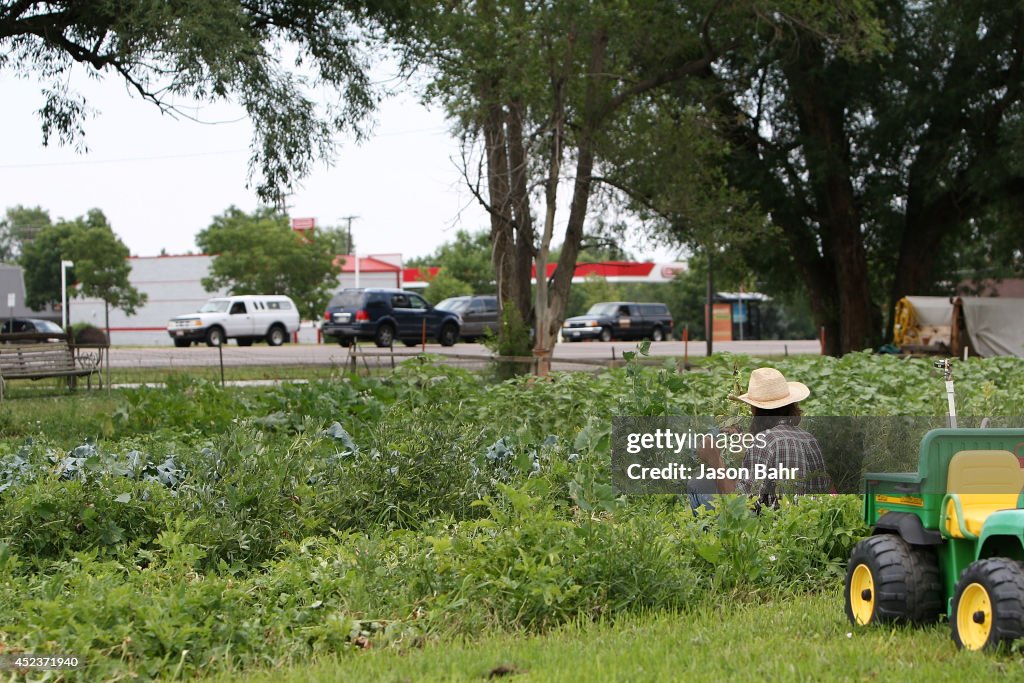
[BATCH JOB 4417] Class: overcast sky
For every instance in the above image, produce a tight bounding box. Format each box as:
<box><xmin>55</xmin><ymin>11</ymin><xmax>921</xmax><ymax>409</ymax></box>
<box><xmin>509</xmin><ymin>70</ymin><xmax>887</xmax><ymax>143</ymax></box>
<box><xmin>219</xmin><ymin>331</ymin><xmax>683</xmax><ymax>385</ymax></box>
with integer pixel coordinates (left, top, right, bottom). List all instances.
<box><xmin>1</xmin><ymin>64</ymin><xmax>677</xmax><ymax>264</ymax></box>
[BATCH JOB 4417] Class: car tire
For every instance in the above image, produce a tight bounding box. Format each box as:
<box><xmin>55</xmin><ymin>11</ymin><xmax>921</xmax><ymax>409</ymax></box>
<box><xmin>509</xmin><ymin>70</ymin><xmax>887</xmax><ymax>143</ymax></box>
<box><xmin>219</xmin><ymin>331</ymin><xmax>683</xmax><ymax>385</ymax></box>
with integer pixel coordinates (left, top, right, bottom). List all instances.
<box><xmin>237</xmin><ymin>338</ymin><xmax>253</xmax><ymax>347</ymax></box>
<box><xmin>266</xmin><ymin>325</ymin><xmax>286</xmax><ymax>347</ymax></box>
<box><xmin>439</xmin><ymin>322</ymin><xmax>459</xmax><ymax>347</ymax></box>
<box><xmin>599</xmin><ymin>327</ymin><xmax>612</xmax><ymax>342</ymax></box>
<box><xmin>173</xmin><ymin>338</ymin><xmax>191</xmax><ymax>348</ymax></box>
<box><xmin>844</xmin><ymin>534</ymin><xmax>943</xmax><ymax>627</ymax></box>
<box><xmin>374</xmin><ymin>323</ymin><xmax>395</xmax><ymax>348</ymax></box>
<box><xmin>205</xmin><ymin>327</ymin><xmax>225</xmax><ymax>347</ymax></box>
<box><xmin>952</xmin><ymin>558</ymin><xmax>1024</xmax><ymax>651</ymax></box>
<box><xmin>651</xmin><ymin>327</ymin><xmax>664</xmax><ymax>342</ymax></box>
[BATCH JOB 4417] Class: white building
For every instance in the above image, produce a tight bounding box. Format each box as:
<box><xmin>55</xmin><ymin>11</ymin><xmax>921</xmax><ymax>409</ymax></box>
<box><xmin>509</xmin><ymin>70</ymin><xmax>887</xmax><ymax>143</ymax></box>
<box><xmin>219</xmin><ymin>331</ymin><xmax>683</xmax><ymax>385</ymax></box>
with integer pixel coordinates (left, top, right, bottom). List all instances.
<box><xmin>72</xmin><ymin>255</ymin><xmax>229</xmax><ymax>346</ymax></box>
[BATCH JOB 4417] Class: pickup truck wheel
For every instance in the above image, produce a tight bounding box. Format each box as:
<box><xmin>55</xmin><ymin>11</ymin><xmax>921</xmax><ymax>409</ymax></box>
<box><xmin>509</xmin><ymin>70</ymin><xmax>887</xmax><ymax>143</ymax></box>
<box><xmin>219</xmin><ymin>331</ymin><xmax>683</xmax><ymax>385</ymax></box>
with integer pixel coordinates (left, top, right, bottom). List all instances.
<box><xmin>266</xmin><ymin>325</ymin><xmax>286</xmax><ymax>346</ymax></box>
<box><xmin>205</xmin><ymin>327</ymin><xmax>225</xmax><ymax>347</ymax></box>
<box><xmin>651</xmin><ymin>326</ymin><xmax>664</xmax><ymax>342</ymax></box>
<box><xmin>439</xmin><ymin>322</ymin><xmax>459</xmax><ymax>347</ymax></box>
<box><xmin>173</xmin><ymin>338</ymin><xmax>191</xmax><ymax>348</ymax></box>
<box><xmin>952</xmin><ymin>558</ymin><xmax>1024</xmax><ymax>650</ymax></box>
<box><xmin>844</xmin><ymin>534</ymin><xmax>942</xmax><ymax>627</ymax></box>
<box><xmin>374</xmin><ymin>323</ymin><xmax>395</xmax><ymax>348</ymax></box>
<box><xmin>599</xmin><ymin>326</ymin><xmax>612</xmax><ymax>342</ymax></box>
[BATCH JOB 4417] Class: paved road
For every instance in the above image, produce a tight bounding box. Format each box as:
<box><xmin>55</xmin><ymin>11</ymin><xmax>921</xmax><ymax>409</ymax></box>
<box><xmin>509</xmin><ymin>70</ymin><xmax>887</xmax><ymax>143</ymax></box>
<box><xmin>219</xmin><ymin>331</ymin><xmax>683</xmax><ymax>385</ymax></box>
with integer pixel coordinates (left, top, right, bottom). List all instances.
<box><xmin>107</xmin><ymin>339</ymin><xmax>821</xmax><ymax>370</ymax></box>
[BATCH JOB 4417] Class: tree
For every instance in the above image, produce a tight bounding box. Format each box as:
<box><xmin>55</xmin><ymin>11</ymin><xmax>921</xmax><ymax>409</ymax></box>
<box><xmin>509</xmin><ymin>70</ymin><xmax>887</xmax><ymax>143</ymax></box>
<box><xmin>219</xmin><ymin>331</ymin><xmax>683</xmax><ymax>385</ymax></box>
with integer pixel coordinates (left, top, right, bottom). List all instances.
<box><xmin>63</xmin><ymin>211</ymin><xmax>147</xmax><ymax>338</ymax></box>
<box><xmin>423</xmin><ymin>270</ymin><xmax>473</xmax><ymax>304</ymax></box>
<box><xmin>18</xmin><ymin>209</ymin><xmax>145</xmax><ymax>333</ymax></box>
<box><xmin>406</xmin><ymin>229</ymin><xmax>496</xmax><ymax>294</ymax></box>
<box><xmin>196</xmin><ymin>207</ymin><xmax>341</xmax><ymax>320</ymax></box>
<box><xmin>652</xmin><ymin>0</ymin><xmax>1024</xmax><ymax>354</ymax></box>
<box><xmin>403</xmin><ymin>1</ymin><xmax>875</xmax><ymax>370</ymax></box>
<box><xmin>0</xmin><ymin>205</ymin><xmax>52</xmax><ymax>262</ymax></box>
<box><xmin>402</xmin><ymin>2</ymin><xmax>707</xmax><ymax>370</ymax></box>
<box><xmin>0</xmin><ymin>1</ymin><xmax>408</xmax><ymax>204</ymax></box>
<box><xmin>20</xmin><ymin>221</ymin><xmax>75</xmax><ymax>311</ymax></box>
<box><xmin>311</xmin><ymin>225</ymin><xmax>354</xmax><ymax>258</ymax></box>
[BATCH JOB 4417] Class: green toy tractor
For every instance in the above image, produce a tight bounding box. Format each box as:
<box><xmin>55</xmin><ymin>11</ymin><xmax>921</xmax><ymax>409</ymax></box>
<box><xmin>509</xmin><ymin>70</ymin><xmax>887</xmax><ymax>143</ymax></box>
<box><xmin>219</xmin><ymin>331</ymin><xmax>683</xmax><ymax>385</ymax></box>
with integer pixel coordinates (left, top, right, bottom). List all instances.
<box><xmin>844</xmin><ymin>362</ymin><xmax>1024</xmax><ymax>650</ymax></box>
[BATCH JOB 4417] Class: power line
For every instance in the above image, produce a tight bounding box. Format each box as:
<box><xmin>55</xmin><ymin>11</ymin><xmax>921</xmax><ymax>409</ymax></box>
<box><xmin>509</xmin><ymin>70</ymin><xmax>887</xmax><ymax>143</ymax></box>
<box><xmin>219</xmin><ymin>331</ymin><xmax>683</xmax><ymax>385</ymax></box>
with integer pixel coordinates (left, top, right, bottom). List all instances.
<box><xmin>0</xmin><ymin>148</ymin><xmax>247</xmax><ymax>170</ymax></box>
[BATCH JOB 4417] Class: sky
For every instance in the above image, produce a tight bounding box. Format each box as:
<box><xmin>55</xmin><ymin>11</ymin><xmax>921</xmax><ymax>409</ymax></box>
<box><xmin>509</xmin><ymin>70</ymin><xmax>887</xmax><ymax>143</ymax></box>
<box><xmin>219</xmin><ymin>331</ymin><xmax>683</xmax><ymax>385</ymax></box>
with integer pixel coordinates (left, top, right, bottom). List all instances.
<box><xmin>0</xmin><ymin>63</ymin><xmax>678</xmax><ymax>264</ymax></box>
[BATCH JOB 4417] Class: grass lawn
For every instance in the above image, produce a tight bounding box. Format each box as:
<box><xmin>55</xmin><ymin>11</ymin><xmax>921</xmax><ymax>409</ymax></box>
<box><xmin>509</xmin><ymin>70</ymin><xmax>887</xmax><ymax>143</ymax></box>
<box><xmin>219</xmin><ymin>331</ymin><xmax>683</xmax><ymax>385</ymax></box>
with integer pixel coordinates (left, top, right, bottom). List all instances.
<box><xmin>213</xmin><ymin>593</ymin><xmax>1021</xmax><ymax>682</ymax></box>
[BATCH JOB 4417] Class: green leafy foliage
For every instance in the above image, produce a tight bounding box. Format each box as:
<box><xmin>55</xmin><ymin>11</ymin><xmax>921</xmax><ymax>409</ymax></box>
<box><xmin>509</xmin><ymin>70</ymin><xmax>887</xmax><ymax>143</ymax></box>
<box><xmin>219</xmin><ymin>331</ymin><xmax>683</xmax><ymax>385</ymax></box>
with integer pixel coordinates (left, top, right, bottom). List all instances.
<box><xmin>406</xmin><ymin>229</ymin><xmax>496</xmax><ymax>295</ymax></box>
<box><xmin>1</xmin><ymin>1</ymin><xmax>408</xmax><ymax>204</ymax></box>
<box><xmin>0</xmin><ymin>204</ymin><xmax>51</xmax><ymax>263</ymax></box>
<box><xmin>18</xmin><ymin>208</ymin><xmax>145</xmax><ymax>316</ymax></box>
<box><xmin>0</xmin><ymin>353</ymin><xmax>1022</xmax><ymax>678</ymax></box>
<box><xmin>196</xmin><ymin>206</ymin><xmax>342</xmax><ymax>320</ymax></box>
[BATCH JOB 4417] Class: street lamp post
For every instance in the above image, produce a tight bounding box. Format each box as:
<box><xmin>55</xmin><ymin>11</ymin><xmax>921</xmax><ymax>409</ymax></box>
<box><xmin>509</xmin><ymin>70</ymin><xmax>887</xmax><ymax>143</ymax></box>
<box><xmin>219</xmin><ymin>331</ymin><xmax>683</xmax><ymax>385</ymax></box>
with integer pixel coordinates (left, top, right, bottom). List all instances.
<box><xmin>60</xmin><ymin>260</ymin><xmax>74</xmax><ymax>330</ymax></box>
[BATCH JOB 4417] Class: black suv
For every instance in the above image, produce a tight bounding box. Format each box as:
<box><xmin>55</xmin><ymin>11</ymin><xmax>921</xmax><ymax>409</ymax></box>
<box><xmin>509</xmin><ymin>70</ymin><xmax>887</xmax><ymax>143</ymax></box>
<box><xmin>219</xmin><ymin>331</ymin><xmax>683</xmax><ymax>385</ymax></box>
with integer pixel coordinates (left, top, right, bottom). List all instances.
<box><xmin>322</xmin><ymin>288</ymin><xmax>461</xmax><ymax>347</ymax></box>
<box><xmin>434</xmin><ymin>295</ymin><xmax>499</xmax><ymax>341</ymax></box>
<box><xmin>562</xmin><ymin>302</ymin><xmax>673</xmax><ymax>342</ymax></box>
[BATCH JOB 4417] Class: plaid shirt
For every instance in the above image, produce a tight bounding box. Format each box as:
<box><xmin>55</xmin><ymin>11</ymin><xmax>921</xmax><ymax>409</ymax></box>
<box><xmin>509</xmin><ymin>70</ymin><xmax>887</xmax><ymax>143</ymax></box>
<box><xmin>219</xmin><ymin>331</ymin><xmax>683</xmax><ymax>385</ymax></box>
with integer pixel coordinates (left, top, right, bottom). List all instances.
<box><xmin>736</xmin><ymin>423</ymin><xmax>832</xmax><ymax>506</ymax></box>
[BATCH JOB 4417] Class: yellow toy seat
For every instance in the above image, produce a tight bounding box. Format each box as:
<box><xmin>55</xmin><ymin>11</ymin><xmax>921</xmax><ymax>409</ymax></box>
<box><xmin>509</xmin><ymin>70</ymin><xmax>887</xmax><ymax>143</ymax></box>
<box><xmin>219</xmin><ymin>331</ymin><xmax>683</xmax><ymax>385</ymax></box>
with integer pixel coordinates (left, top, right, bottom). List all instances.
<box><xmin>943</xmin><ymin>450</ymin><xmax>1024</xmax><ymax>539</ymax></box>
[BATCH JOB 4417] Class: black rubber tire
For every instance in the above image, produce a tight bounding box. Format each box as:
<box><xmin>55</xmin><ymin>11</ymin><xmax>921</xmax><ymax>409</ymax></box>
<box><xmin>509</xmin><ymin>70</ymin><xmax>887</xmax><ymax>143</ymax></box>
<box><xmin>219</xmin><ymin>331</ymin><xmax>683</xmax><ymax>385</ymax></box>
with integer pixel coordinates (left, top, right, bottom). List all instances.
<box><xmin>438</xmin><ymin>322</ymin><xmax>458</xmax><ymax>347</ymax></box>
<box><xmin>338</xmin><ymin>337</ymin><xmax>353</xmax><ymax>347</ymax></box>
<box><xmin>402</xmin><ymin>339</ymin><xmax>419</xmax><ymax>347</ymax></box>
<box><xmin>205</xmin><ymin>327</ymin><xmax>225</xmax><ymax>347</ymax></box>
<box><xmin>266</xmin><ymin>325</ymin><xmax>286</xmax><ymax>347</ymax></box>
<box><xmin>237</xmin><ymin>338</ymin><xmax>253</xmax><ymax>347</ymax></box>
<box><xmin>374</xmin><ymin>323</ymin><xmax>395</xmax><ymax>348</ymax></box>
<box><xmin>651</xmin><ymin>326</ymin><xmax>664</xmax><ymax>342</ymax></box>
<box><xmin>951</xmin><ymin>558</ymin><xmax>1024</xmax><ymax>651</ymax></box>
<box><xmin>599</xmin><ymin>326</ymin><xmax>612</xmax><ymax>342</ymax></box>
<box><xmin>844</xmin><ymin>534</ymin><xmax>944</xmax><ymax>627</ymax></box>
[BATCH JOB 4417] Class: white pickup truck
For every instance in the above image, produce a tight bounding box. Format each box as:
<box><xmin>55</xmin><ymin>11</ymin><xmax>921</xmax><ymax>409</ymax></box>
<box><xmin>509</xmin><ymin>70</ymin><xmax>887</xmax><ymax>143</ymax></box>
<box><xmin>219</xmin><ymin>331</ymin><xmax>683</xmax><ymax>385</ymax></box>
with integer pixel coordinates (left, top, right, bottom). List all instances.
<box><xmin>167</xmin><ymin>295</ymin><xmax>300</xmax><ymax>347</ymax></box>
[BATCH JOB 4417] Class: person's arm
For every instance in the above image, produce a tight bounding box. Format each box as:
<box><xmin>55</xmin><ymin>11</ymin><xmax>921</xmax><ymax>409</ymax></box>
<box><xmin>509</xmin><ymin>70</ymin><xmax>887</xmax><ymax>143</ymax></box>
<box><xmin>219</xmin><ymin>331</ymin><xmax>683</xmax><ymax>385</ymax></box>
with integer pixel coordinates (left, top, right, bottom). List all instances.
<box><xmin>697</xmin><ymin>442</ymin><xmax>737</xmax><ymax>494</ymax></box>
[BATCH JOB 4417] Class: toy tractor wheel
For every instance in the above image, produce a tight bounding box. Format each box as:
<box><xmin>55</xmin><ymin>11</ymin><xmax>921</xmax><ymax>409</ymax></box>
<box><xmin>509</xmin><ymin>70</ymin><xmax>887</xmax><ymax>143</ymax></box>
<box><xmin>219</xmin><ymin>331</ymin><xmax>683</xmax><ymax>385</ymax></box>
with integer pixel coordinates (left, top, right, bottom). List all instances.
<box><xmin>951</xmin><ymin>558</ymin><xmax>1024</xmax><ymax>651</ymax></box>
<box><xmin>845</xmin><ymin>534</ymin><xmax>943</xmax><ymax>626</ymax></box>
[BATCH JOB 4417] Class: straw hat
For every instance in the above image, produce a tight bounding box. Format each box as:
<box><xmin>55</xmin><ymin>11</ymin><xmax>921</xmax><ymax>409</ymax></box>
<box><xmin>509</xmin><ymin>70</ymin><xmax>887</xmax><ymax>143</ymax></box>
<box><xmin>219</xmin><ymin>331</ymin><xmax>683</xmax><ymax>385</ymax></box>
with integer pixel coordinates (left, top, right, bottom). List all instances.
<box><xmin>731</xmin><ymin>367</ymin><xmax>810</xmax><ymax>409</ymax></box>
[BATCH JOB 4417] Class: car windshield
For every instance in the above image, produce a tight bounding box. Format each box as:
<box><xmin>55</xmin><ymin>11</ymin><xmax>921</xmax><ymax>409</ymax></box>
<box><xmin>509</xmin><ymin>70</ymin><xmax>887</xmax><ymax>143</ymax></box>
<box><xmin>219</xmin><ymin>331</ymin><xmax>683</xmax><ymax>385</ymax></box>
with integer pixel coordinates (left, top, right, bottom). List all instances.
<box><xmin>33</xmin><ymin>320</ymin><xmax>64</xmax><ymax>334</ymax></box>
<box><xmin>199</xmin><ymin>300</ymin><xmax>230</xmax><ymax>313</ymax></box>
<box><xmin>586</xmin><ymin>303</ymin><xmax>620</xmax><ymax>316</ymax></box>
<box><xmin>328</xmin><ymin>291</ymin><xmax>364</xmax><ymax>308</ymax></box>
<box><xmin>436</xmin><ymin>298</ymin><xmax>469</xmax><ymax>313</ymax></box>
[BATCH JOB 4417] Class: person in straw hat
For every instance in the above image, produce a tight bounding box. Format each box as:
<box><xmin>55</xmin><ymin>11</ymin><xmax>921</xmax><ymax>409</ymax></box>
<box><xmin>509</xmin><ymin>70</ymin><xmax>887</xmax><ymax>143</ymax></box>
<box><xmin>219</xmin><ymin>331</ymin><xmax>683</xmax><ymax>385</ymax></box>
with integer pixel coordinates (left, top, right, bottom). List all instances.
<box><xmin>697</xmin><ymin>367</ymin><xmax>832</xmax><ymax>509</ymax></box>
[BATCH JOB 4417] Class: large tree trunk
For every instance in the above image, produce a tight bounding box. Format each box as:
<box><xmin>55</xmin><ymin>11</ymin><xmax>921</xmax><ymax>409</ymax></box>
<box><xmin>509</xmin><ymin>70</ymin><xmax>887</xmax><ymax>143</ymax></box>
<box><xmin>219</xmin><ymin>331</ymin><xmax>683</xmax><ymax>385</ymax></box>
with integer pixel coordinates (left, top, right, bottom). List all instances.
<box><xmin>482</xmin><ymin>89</ymin><xmax>535</xmax><ymax>358</ymax></box>
<box><xmin>887</xmin><ymin>122</ymin><xmax>978</xmax><ymax>334</ymax></box>
<box><xmin>542</xmin><ymin>28</ymin><xmax>608</xmax><ymax>361</ymax></box>
<box><xmin>784</xmin><ymin>46</ymin><xmax>876</xmax><ymax>353</ymax></box>
<box><xmin>506</xmin><ymin>101</ymin><xmax>536</xmax><ymax>327</ymax></box>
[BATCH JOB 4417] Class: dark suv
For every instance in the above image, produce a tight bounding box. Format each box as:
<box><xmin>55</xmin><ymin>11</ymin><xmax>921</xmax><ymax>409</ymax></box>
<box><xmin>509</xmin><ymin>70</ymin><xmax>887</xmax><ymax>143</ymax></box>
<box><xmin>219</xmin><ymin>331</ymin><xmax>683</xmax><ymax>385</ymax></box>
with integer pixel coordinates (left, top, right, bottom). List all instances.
<box><xmin>562</xmin><ymin>302</ymin><xmax>673</xmax><ymax>342</ymax></box>
<box><xmin>434</xmin><ymin>295</ymin><xmax>499</xmax><ymax>341</ymax></box>
<box><xmin>322</xmin><ymin>288</ymin><xmax>461</xmax><ymax>347</ymax></box>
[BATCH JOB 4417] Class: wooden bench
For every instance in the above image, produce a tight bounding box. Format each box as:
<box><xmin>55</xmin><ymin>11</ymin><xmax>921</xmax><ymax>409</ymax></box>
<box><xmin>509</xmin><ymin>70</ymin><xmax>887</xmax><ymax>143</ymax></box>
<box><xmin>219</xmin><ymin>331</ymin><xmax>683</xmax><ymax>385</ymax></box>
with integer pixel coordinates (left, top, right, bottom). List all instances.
<box><xmin>0</xmin><ymin>334</ymin><xmax>102</xmax><ymax>399</ymax></box>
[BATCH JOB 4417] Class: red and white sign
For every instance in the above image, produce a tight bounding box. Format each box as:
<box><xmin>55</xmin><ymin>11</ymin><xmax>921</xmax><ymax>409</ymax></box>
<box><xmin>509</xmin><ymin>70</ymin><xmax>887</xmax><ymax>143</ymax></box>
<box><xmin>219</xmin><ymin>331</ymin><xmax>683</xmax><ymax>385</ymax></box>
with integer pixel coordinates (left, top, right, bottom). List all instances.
<box><xmin>291</xmin><ymin>217</ymin><xmax>316</xmax><ymax>230</ymax></box>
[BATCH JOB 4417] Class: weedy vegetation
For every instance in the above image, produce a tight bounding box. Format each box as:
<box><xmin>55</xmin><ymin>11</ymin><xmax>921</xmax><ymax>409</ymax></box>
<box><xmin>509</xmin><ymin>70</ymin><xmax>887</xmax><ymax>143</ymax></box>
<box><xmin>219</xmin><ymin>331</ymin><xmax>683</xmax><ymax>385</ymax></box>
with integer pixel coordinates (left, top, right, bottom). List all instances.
<box><xmin>0</xmin><ymin>351</ymin><xmax>1022</xmax><ymax>679</ymax></box>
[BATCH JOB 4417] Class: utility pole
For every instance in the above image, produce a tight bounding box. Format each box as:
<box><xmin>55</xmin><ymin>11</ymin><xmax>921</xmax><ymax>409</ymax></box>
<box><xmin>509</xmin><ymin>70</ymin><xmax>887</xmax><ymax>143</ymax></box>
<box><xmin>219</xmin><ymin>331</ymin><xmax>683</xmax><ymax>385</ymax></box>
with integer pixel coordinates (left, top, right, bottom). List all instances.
<box><xmin>276</xmin><ymin>192</ymin><xmax>294</xmax><ymax>216</ymax></box>
<box><xmin>338</xmin><ymin>215</ymin><xmax>359</xmax><ymax>254</ymax></box>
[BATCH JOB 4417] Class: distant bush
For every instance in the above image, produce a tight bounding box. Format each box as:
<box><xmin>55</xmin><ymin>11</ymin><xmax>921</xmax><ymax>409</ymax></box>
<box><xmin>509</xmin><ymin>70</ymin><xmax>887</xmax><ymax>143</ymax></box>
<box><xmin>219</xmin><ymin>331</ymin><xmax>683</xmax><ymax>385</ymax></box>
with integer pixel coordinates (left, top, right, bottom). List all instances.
<box><xmin>72</xmin><ymin>322</ymin><xmax>108</xmax><ymax>345</ymax></box>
